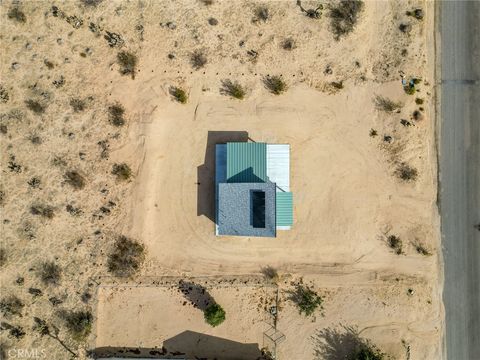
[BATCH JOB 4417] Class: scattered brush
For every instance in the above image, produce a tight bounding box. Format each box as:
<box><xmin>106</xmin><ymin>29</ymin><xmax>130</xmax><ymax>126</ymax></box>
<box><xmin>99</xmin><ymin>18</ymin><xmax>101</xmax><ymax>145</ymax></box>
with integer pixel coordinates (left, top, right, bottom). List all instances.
<box><xmin>107</xmin><ymin>235</ymin><xmax>145</xmax><ymax>277</ymax></box>
<box><xmin>387</xmin><ymin>235</ymin><xmax>403</xmax><ymax>255</ymax></box>
<box><xmin>220</xmin><ymin>80</ymin><xmax>246</xmax><ymax>99</ymax></box>
<box><xmin>169</xmin><ymin>87</ymin><xmax>188</xmax><ymax>104</ymax></box>
<box><xmin>8</xmin><ymin>7</ymin><xmax>26</xmax><ymax>23</ymax></box>
<box><xmin>190</xmin><ymin>50</ymin><xmax>207</xmax><ymax>70</ymax></box>
<box><xmin>263</xmin><ymin>75</ymin><xmax>287</xmax><ymax>95</ymax></box>
<box><xmin>374</xmin><ymin>95</ymin><xmax>403</xmax><ymax>112</ymax></box>
<box><xmin>37</xmin><ymin>261</ymin><xmax>61</xmax><ymax>285</ymax></box>
<box><xmin>117</xmin><ymin>51</ymin><xmax>137</xmax><ymax>79</ymax></box>
<box><xmin>112</xmin><ymin>163</ymin><xmax>132</xmax><ymax>181</ymax></box>
<box><xmin>288</xmin><ymin>283</ymin><xmax>323</xmax><ymax>317</ymax></box>
<box><xmin>0</xmin><ymin>296</ymin><xmax>24</xmax><ymax>317</ymax></box>
<box><xmin>396</xmin><ymin>162</ymin><xmax>418</xmax><ymax>182</ymax></box>
<box><xmin>329</xmin><ymin>0</ymin><xmax>364</xmax><ymax>39</ymax></box>
<box><xmin>64</xmin><ymin>171</ymin><xmax>86</xmax><ymax>190</ymax></box>
<box><xmin>108</xmin><ymin>103</ymin><xmax>125</xmax><ymax>126</ymax></box>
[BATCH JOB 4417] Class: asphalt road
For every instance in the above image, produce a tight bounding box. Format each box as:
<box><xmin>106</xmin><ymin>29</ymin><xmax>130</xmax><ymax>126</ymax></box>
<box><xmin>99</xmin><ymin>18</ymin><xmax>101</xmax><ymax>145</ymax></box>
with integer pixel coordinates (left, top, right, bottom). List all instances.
<box><xmin>440</xmin><ymin>1</ymin><xmax>480</xmax><ymax>360</ymax></box>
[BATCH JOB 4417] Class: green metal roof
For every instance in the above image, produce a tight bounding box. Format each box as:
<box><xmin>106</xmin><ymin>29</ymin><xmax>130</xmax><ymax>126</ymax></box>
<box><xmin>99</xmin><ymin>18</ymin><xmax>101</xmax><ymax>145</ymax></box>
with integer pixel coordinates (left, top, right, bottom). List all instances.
<box><xmin>276</xmin><ymin>192</ymin><xmax>293</xmax><ymax>226</ymax></box>
<box><xmin>226</xmin><ymin>142</ymin><xmax>267</xmax><ymax>183</ymax></box>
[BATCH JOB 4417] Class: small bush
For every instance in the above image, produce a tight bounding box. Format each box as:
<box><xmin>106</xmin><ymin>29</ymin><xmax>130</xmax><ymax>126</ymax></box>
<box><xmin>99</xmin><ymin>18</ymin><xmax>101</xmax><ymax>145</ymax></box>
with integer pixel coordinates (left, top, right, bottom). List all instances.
<box><xmin>221</xmin><ymin>80</ymin><xmax>246</xmax><ymax>99</ymax></box>
<box><xmin>64</xmin><ymin>171</ymin><xmax>86</xmax><ymax>190</ymax></box>
<box><xmin>329</xmin><ymin>0</ymin><xmax>364</xmax><ymax>39</ymax></box>
<box><xmin>117</xmin><ymin>51</ymin><xmax>137</xmax><ymax>79</ymax></box>
<box><xmin>38</xmin><ymin>261</ymin><xmax>61</xmax><ymax>285</ymax></box>
<box><xmin>70</xmin><ymin>98</ymin><xmax>86</xmax><ymax>112</ymax></box>
<box><xmin>414</xmin><ymin>242</ymin><xmax>431</xmax><ymax>256</ymax></box>
<box><xmin>0</xmin><ymin>322</ymin><xmax>26</xmax><ymax>339</ymax></box>
<box><xmin>297</xmin><ymin>1</ymin><xmax>323</xmax><ymax>19</ymax></box>
<box><xmin>112</xmin><ymin>163</ymin><xmax>132</xmax><ymax>180</ymax></box>
<box><xmin>0</xmin><ymin>248</ymin><xmax>6</xmax><ymax>267</ymax></box>
<box><xmin>204</xmin><ymin>303</ymin><xmax>226</xmax><ymax>327</ymax></box>
<box><xmin>263</xmin><ymin>75</ymin><xmax>287</xmax><ymax>95</ymax></box>
<box><xmin>404</xmin><ymin>84</ymin><xmax>416</xmax><ymax>95</ymax></box>
<box><xmin>289</xmin><ymin>284</ymin><xmax>323</xmax><ymax>316</ymax></box>
<box><xmin>107</xmin><ymin>236</ymin><xmax>145</xmax><ymax>277</ymax></box>
<box><xmin>374</xmin><ymin>96</ymin><xmax>402</xmax><ymax>112</ymax></box>
<box><xmin>190</xmin><ymin>50</ymin><xmax>207</xmax><ymax>70</ymax></box>
<box><xmin>60</xmin><ymin>310</ymin><xmax>92</xmax><ymax>341</ymax></box>
<box><xmin>170</xmin><ymin>87</ymin><xmax>188</xmax><ymax>104</ymax></box>
<box><xmin>396</xmin><ymin>163</ymin><xmax>418</xmax><ymax>182</ymax></box>
<box><xmin>369</xmin><ymin>129</ymin><xmax>378</xmax><ymax>137</ymax></box>
<box><xmin>387</xmin><ymin>235</ymin><xmax>402</xmax><ymax>255</ymax></box>
<box><xmin>0</xmin><ymin>296</ymin><xmax>24</xmax><ymax>317</ymax></box>
<box><xmin>255</xmin><ymin>6</ymin><xmax>269</xmax><ymax>22</ymax></box>
<box><xmin>8</xmin><ymin>7</ymin><xmax>26</xmax><ymax>23</ymax></box>
<box><xmin>25</xmin><ymin>100</ymin><xmax>46</xmax><ymax>114</ymax></box>
<box><xmin>30</xmin><ymin>204</ymin><xmax>55</xmax><ymax>219</ymax></box>
<box><xmin>108</xmin><ymin>103</ymin><xmax>125</xmax><ymax>126</ymax></box>
<box><xmin>261</xmin><ymin>266</ymin><xmax>279</xmax><ymax>282</ymax></box>
<box><xmin>282</xmin><ymin>38</ymin><xmax>296</xmax><ymax>50</ymax></box>
<box><xmin>415</xmin><ymin>97</ymin><xmax>424</xmax><ymax>105</ymax></box>
<box><xmin>330</xmin><ymin>81</ymin><xmax>344</xmax><ymax>90</ymax></box>
<box><xmin>104</xmin><ymin>31</ymin><xmax>124</xmax><ymax>47</ymax></box>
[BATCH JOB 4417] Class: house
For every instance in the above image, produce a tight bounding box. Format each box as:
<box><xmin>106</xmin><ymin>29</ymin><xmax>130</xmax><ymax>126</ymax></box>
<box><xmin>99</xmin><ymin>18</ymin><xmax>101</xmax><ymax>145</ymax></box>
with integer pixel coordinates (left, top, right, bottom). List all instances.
<box><xmin>215</xmin><ymin>142</ymin><xmax>293</xmax><ymax>237</ymax></box>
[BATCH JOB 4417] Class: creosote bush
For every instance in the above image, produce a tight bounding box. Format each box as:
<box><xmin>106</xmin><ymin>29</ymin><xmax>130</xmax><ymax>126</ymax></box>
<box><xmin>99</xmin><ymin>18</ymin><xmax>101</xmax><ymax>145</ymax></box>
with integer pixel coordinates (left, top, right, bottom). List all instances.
<box><xmin>0</xmin><ymin>296</ymin><xmax>24</xmax><ymax>317</ymax></box>
<box><xmin>38</xmin><ymin>261</ymin><xmax>61</xmax><ymax>285</ymax></box>
<box><xmin>374</xmin><ymin>95</ymin><xmax>402</xmax><ymax>112</ymax></box>
<box><xmin>8</xmin><ymin>7</ymin><xmax>26</xmax><ymax>23</ymax></box>
<box><xmin>263</xmin><ymin>75</ymin><xmax>287</xmax><ymax>95</ymax></box>
<box><xmin>25</xmin><ymin>100</ymin><xmax>46</xmax><ymax>114</ymax></box>
<box><xmin>387</xmin><ymin>235</ymin><xmax>402</xmax><ymax>255</ymax></box>
<box><xmin>396</xmin><ymin>162</ymin><xmax>418</xmax><ymax>182</ymax></box>
<box><xmin>64</xmin><ymin>171</ymin><xmax>85</xmax><ymax>190</ymax></box>
<box><xmin>289</xmin><ymin>284</ymin><xmax>323</xmax><ymax>316</ymax></box>
<box><xmin>108</xmin><ymin>103</ymin><xmax>125</xmax><ymax>126</ymax></box>
<box><xmin>204</xmin><ymin>303</ymin><xmax>226</xmax><ymax>327</ymax></box>
<box><xmin>59</xmin><ymin>310</ymin><xmax>92</xmax><ymax>341</ymax></box>
<box><xmin>329</xmin><ymin>0</ymin><xmax>364</xmax><ymax>39</ymax></box>
<box><xmin>220</xmin><ymin>80</ymin><xmax>246</xmax><ymax>99</ymax></box>
<box><xmin>112</xmin><ymin>163</ymin><xmax>132</xmax><ymax>180</ymax></box>
<box><xmin>170</xmin><ymin>87</ymin><xmax>188</xmax><ymax>104</ymax></box>
<box><xmin>117</xmin><ymin>51</ymin><xmax>137</xmax><ymax>79</ymax></box>
<box><xmin>107</xmin><ymin>236</ymin><xmax>145</xmax><ymax>277</ymax></box>
<box><xmin>190</xmin><ymin>50</ymin><xmax>207</xmax><ymax>70</ymax></box>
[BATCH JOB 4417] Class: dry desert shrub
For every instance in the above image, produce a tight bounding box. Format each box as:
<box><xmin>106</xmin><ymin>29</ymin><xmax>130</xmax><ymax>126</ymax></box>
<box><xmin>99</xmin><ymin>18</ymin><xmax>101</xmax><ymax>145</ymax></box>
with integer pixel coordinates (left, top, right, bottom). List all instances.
<box><xmin>329</xmin><ymin>0</ymin><xmax>364</xmax><ymax>39</ymax></box>
<box><xmin>107</xmin><ymin>236</ymin><xmax>145</xmax><ymax>277</ymax></box>
<box><xmin>170</xmin><ymin>87</ymin><xmax>188</xmax><ymax>104</ymax></box>
<box><xmin>108</xmin><ymin>103</ymin><xmax>125</xmax><ymax>126</ymax></box>
<box><xmin>69</xmin><ymin>98</ymin><xmax>86</xmax><ymax>112</ymax></box>
<box><xmin>254</xmin><ymin>6</ymin><xmax>270</xmax><ymax>22</ymax></box>
<box><xmin>0</xmin><ymin>322</ymin><xmax>26</xmax><ymax>339</ymax></box>
<box><xmin>0</xmin><ymin>296</ymin><xmax>24</xmax><ymax>317</ymax></box>
<box><xmin>220</xmin><ymin>80</ymin><xmax>246</xmax><ymax>99</ymax></box>
<box><xmin>374</xmin><ymin>95</ymin><xmax>403</xmax><ymax>112</ymax></box>
<box><xmin>387</xmin><ymin>235</ymin><xmax>403</xmax><ymax>255</ymax></box>
<box><xmin>117</xmin><ymin>51</ymin><xmax>137</xmax><ymax>79</ymax></box>
<box><xmin>58</xmin><ymin>310</ymin><xmax>92</xmax><ymax>341</ymax></box>
<box><xmin>37</xmin><ymin>261</ymin><xmax>61</xmax><ymax>285</ymax></box>
<box><xmin>288</xmin><ymin>283</ymin><xmax>323</xmax><ymax>316</ymax></box>
<box><xmin>413</xmin><ymin>241</ymin><xmax>431</xmax><ymax>256</ymax></box>
<box><xmin>396</xmin><ymin>162</ymin><xmax>418</xmax><ymax>182</ymax></box>
<box><xmin>281</xmin><ymin>38</ymin><xmax>296</xmax><ymax>50</ymax></box>
<box><xmin>8</xmin><ymin>7</ymin><xmax>26</xmax><ymax>23</ymax></box>
<box><xmin>263</xmin><ymin>75</ymin><xmax>287</xmax><ymax>95</ymax></box>
<box><xmin>0</xmin><ymin>248</ymin><xmax>6</xmax><ymax>267</ymax></box>
<box><xmin>261</xmin><ymin>266</ymin><xmax>279</xmax><ymax>282</ymax></box>
<box><xmin>25</xmin><ymin>99</ymin><xmax>46</xmax><ymax>114</ymax></box>
<box><xmin>112</xmin><ymin>163</ymin><xmax>132</xmax><ymax>180</ymax></box>
<box><xmin>30</xmin><ymin>204</ymin><xmax>55</xmax><ymax>219</ymax></box>
<box><xmin>190</xmin><ymin>50</ymin><xmax>207</xmax><ymax>70</ymax></box>
<box><xmin>64</xmin><ymin>171</ymin><xmax>86</xmax><ymax>190</ymax></box>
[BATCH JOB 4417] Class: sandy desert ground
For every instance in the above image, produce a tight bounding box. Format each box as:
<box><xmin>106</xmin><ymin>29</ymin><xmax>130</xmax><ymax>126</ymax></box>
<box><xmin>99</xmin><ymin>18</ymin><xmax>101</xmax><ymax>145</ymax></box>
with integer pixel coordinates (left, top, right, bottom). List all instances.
<box><xmin>1</xmin><ymin>0</ymin><xmax>441</xmax><ymax>359</ymax></box>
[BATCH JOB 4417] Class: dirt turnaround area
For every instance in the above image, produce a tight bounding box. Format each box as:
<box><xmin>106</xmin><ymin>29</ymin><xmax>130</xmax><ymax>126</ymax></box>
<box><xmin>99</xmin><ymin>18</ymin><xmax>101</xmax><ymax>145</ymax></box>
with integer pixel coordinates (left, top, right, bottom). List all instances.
<box><xmin>1</xmin><ymin>0</ymin><xmax>441</xmax><ymax>359</ymax></box>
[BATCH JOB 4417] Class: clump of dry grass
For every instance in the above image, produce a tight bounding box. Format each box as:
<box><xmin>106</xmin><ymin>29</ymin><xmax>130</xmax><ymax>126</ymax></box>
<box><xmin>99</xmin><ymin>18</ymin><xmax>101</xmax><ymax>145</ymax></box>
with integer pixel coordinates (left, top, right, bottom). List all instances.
<box><xmin>220</xmin><ymin>80</ymin><xmax>246</xmax><ymax>99</ymax></box>
<box><xmin>263</xmin><ymin>75</ymin><xmax>287</xmax><ymax>95</ymax></box>
<box><xmin>107</xmin><ymin>236</ymin><xmax>145</xmax><ymax>277</ymax></box>
<box><xmin>169</xmin><ymin>87</ymin><xmax>188</xmax><ymax>104</ymax></box>
<box><xmin>190</xmin><ymin>50</ymin><xmax>207</xmax><ymax>70</ymax></box>
<box><xmin>112</xmin><ymin>163</ymin><xmax>132</xmax><ymax>180</ymax></box>
<box><xmin>117</xmin><ymin>51</ymin><xmax>137</xmax><ymax>79</ymax></box>
<box><xmin>374</xmin><ymin>95</ymin><xmax>403</xmax><ymax>112</ymax></box>
<box><xmin>329</xmin><ymin>0</ymin><xmax>364</xmax><ymax>39</ymax></box>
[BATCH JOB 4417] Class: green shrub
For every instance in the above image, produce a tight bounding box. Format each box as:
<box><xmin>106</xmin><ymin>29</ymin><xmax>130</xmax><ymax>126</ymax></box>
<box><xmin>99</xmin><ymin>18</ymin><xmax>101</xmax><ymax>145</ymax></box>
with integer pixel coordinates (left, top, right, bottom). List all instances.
<box><xmin>263</xmin><ymin>75</ymin><xmax>287</xmax><ymax>95</ymax></box>
<box><xmin>221</xmin><ymin>80</ymin><xmax>246</xmax><ymax>99</ymax></box>
<box><xmin>350</xmin><ymin>344</ymin><xmax>385</xmax><ymax>360</ymax></box>
<box><xmin>289</xmin><ymin>284</ymin><xmax>323</xmax><ymax>316</ymax></box>
<box><xmin>204</xmin><ymin>303</ymin><xmax>226</xmax><ymax>327</ymax></box>
<box><xmin>60</xmin><ymin>310</ymin><xmax>92</xmax><ymax>341</ymax></box>
<box><xmin>117</xmin><ymin>51</ymin><xmax>137</xmax><ymax>79</ymax></box>
<box><xmin>170</xmin><ymin>87</ymin><xmax>188</xmax><ymax>104</ymax></box>
<box><xmin>38</xmin><ymin>261</ymin><xmax>61</xmax><ymax>285</ymax></box>
<box><xmin>404</xmin><ymin>84</ymin><xmax>416</xmax><ymax>95</ymax></box>
<box><xmin>112</xmin><ymin>163</ymin><xmax>132</xmax><ymax>180</ymax></box>
<box><xmin>107</xmin><ymin>236</ymin><xmax>145</xmax><ymax>277</ymax></box>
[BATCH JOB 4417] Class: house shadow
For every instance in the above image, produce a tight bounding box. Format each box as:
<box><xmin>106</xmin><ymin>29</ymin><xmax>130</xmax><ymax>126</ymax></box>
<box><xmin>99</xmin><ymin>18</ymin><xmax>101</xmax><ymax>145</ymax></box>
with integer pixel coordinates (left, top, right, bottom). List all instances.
<box><xmin>178</xmin><ymin>280</ymin><xmax>214</xmax><ymax>311</ymax></box>
<box><xmin>197</xmin><ymin>131</ymin><xmax>248</xmax><ymax>222</ymax></box>
<box><xmin>163</xmin><ymin>330</ymin><xmax>263</xmax><ymax>360</ymax></box>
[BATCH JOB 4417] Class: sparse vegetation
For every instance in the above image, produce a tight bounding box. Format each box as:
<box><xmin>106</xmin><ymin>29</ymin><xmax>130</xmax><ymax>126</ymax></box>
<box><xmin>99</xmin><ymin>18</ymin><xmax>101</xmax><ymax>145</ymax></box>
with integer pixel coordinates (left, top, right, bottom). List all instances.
<box><xmin>374</xmin><ymin>96</ymin><xmax>403</xmax><ymax>112</ymax></box>
<box><xmin>282</xmin><ymin>38</ymin><xmax>296</xmax><ymax>50</ymax></box>
<box><xmin>0</xmin><ymin>248</ymin><xmax>6</xmax><ymax>267</ymax></box>
<box><xmin>25</xmin><ymin>99</ymin><xmax>46</xmax><ymax>114</ymax></box>
<box><xmin>70</xmin><ymin>98</ymin><xmax>86</xmax><ymax>112</ymax></box>
<box><xmin>329</xmin><ymin>0</ymin><xmax>364</xmax><ymax>39</ymax></box>
<box><xmin>112</xmin><ymin>163</ymin><xmax>132</xmax><ymax>180</ymax></box>
<box><xmin>108</xmin><ymin>103</ymin><xmax>126</xmax><ymax>126</ymax></box>
<box><xmin>261</xmin><ymin>266</ymin><xmax>279</xmax><ymax>282</ymax></box>
<box><xmin>64</xmin><ymin>171</ymin><xmax>86</xmax><ymax>190</ymax></box>
<box><xmin>387</xmin><ymin>235</ymin><xmax>403</xmax><ymax>254</ymax></box>
<box><xmin>413</xmin><ymin>242</ymin><xmax>431</xmax><ymax>256</ymax></box>
<box><xmin>289</xmin><ymin>283</ymin><xmax>323</xmax><ymax>316</ymax></box>
<box><xmin>0</xmin><ymin>322</ymin><xmax>26</xmax><ymax>339</ymax></box>
<box><xmin>220</xmin><ymin>80</ymin><xmax>246</xmax><ymax>99</ymax></box>
<box><xmin>190</xmin><ymin>50</ymin><xmax>207</xmax><ymax>70</ymax></box>
<box><xmin>255</xmin><ymin>6</ymin><xmax>270</xmax><ymax>22</ymax></box>
<box><xmin>263</xmin><ymin>75</ymin><xmax>287</xmax><ymax>95</ymax></box>
<box><xmin>37</xmin><ymin>261</ymin><xmax>61</xmax><ymax>285</ymax></box>
<box><xmin>204</xmin><ymin>303</ymin><xmax>226</xmax><ymax>327</ymax></box>
<box><xmin>59</xmin><ymin>310</ymin><xmax>92</xmax><ymax>341</ymax></box>
<box><xmin>0</xmin><ymin>296</ymin><xmax>24</xmax><ymax>317</ymax></box>
<box><xmin>396</xmin><ymin>162</ymin><xmax>418</xmax><ymax>182</ymax></box>
<box><xmin>107</xmin><ymin>235</ymin><xmax>145</xmax><ymax>277</ymax></box>
<box><xmin>8</xmin><ymin>7</ymin><xmax>26</xmax><ymax>23</ymax></box>
<box><xmin>30</xmin><ymin>204</ymin><xmax>55</xmax><ymax>219</ymax></box>
<box><xmin>170</xmin><ymin>87</ymin><xmax>188</xmax><ymax>104</ymax></box>
<box><xmin>117</xmin><ymin>51</ymin><xmax>137</xmax><ymax>79</ymax></box>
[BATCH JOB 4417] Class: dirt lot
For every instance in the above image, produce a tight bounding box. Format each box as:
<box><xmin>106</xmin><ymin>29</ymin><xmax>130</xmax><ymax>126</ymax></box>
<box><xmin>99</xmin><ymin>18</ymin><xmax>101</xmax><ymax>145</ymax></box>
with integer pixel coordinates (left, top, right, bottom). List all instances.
<box><xmin>1</xmin><ymin>0</ymin><xmax>441</xmax><ymax>359</ymax></box>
